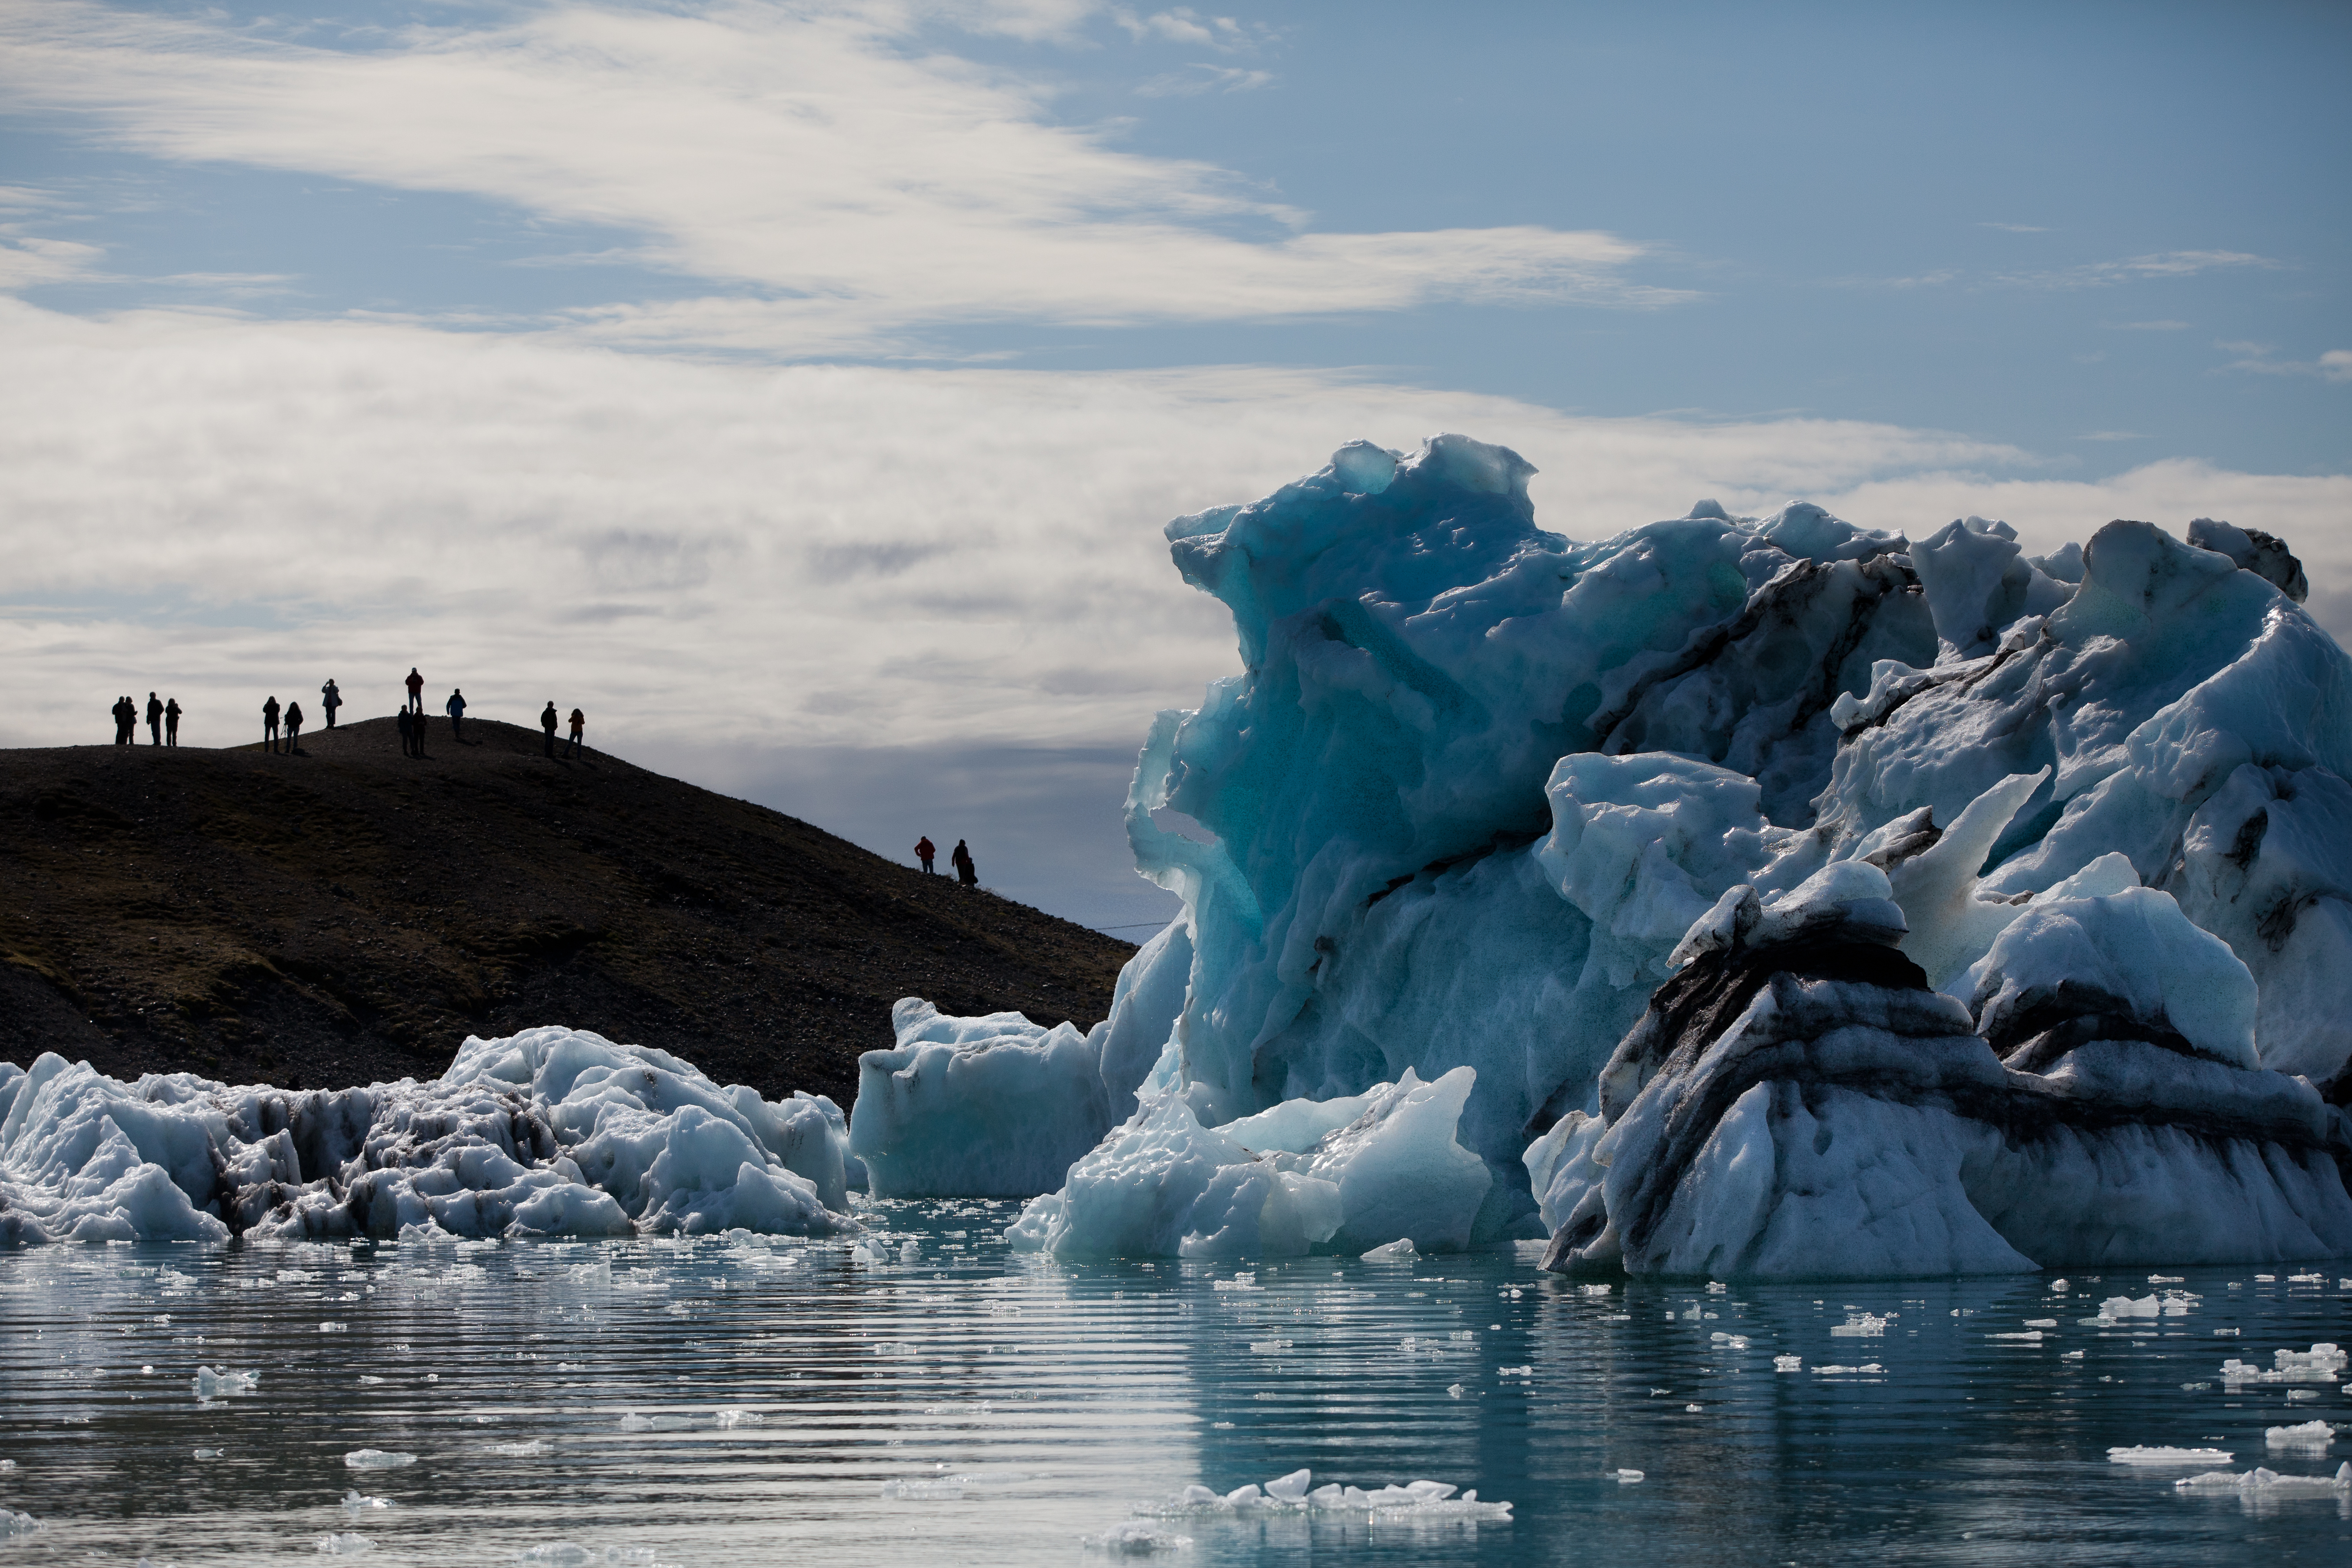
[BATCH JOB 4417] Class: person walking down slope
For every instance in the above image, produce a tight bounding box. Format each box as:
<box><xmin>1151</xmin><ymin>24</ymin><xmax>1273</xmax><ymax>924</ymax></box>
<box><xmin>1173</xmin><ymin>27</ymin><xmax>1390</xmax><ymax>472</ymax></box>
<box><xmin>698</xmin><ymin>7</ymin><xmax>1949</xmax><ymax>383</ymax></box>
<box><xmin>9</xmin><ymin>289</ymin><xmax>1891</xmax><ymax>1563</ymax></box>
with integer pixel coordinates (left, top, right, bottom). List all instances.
<box><xmin>285</xmin><ymin>700</ymin><xmax>304</xmax><ymax>754</ymax></box>
<box><xmin>145</xmin><ymin>692</ymin><xmax>163</xmax><ymax>745</ymax></box>
<box><xmin>164</xmin><ymin>697</ymin><xmax>181</xmax><ymax>747</ymax></box>
<box><xmin>540</xmin><ymin>701</ymin><xmax>559</xmax><ymax>758</ymax></box>
<box><xmin>321</xmin><ymin>678</ymin><xmax>342</xmax><ymax>730</ymax></box>
<box><xmin>564</xmin><ymin>707</ymin><xmax>584</xmax><ymax>758</ymax></box>
<box><xmin>951</xmin><ymin>838</ymin><xmax>977</xmax><ymax>888</ymax></box>
<box><xmin>262</xmin><ymin>696</ymin><xmax>281</xmax><ymax>754</ymax></box>
<box><xmin>446</xmin><ymin>689</ymin><xmax>467</xmax><ymax>743</ymax></box>
<box><xmin>404</xmin><ymin>667</ymin><xmax>424</xmax><ymax>713</ymax></box>
<box><xmin>916</xmin><ymin>836</ymin><xmax>936</xmax><ymax>874</ymax></box>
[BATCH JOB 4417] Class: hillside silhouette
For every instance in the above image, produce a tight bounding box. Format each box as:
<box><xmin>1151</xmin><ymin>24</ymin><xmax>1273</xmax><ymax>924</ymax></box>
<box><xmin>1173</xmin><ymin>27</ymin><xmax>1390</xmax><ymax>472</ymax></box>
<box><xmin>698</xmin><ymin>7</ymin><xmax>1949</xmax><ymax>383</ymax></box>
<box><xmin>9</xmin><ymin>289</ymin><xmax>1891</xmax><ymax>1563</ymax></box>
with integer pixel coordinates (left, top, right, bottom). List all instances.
<box><xmin>0</xmin><ymin>717</ymin><xmax>1136</xmax><ymax>1102</ymax></box>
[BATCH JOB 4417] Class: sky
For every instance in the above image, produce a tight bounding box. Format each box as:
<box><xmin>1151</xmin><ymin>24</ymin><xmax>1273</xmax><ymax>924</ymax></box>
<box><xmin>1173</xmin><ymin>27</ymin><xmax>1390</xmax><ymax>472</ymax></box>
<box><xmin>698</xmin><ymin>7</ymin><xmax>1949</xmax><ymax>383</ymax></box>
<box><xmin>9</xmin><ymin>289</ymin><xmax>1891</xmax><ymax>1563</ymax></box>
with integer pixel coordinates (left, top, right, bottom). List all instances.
<box><xmin>1</xmin><ymin>0</ymin><xmax>2346</xmax><ymax>937</ymax></box>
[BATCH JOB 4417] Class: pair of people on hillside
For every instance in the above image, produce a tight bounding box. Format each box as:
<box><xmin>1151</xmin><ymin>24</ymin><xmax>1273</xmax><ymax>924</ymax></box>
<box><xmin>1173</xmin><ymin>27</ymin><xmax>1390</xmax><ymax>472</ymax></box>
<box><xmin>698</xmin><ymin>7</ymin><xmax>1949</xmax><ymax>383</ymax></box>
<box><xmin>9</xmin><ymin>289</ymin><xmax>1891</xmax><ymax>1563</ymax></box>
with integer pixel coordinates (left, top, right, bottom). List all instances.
<box><xmin>913</xmin><ymin>837</ymin><xmax>978</xmax><ymax>886</ymax></box>
<box><xmin>261</xmin><ymin>697</ymin><xmax>306</xmax><ymax>754</ymax></box>
<box><xmin>395</xmin><ymin>704</ymin><xmax>431</xmax><ymax>758</ymax></box>
<box><xmin>540</xmin><ymin>702</ymin><xmax>586</xmax><ymax>757</ymax></box>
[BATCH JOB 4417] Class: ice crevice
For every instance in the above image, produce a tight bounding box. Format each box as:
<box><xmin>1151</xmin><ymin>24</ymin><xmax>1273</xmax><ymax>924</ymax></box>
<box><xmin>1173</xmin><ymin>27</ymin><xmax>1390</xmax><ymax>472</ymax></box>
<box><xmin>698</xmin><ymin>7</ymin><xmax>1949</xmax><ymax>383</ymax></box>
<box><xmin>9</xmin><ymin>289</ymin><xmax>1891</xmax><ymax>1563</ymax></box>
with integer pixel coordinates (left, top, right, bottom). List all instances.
<box><xmin>854</xmin><ymin>433</ymin><xmax>2352</xmax><ymax>1275</ymax></box>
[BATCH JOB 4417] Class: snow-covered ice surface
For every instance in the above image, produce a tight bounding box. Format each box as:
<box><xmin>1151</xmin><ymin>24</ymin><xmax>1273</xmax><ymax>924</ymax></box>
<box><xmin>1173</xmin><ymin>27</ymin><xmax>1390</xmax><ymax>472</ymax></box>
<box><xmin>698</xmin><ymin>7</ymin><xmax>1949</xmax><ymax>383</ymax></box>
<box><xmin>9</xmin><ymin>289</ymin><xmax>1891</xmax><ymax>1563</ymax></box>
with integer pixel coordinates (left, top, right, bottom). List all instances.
<box><xmin>0</xmin><ymin>1226</ymin><xmax>2344</xmax><ymax>1565</ymax></box>
<box><xmin>864</xmin><ymin>434</ymin><xmax>2352</xmax><ymax>1275</ymax></box>
<box><xmin>0</xmin><ymin>1027</ymin><xmax>856</xmax><ymax>1243</ymax></box>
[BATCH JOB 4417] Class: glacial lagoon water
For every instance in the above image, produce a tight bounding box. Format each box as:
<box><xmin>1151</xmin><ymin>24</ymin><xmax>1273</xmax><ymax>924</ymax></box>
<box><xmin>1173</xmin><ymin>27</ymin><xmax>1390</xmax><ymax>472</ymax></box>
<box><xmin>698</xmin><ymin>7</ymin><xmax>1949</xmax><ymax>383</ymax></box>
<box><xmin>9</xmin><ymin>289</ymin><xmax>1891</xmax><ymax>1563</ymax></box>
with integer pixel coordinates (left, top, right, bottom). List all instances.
<box><xmin>0</xmin><ymin>1201</ymin><xmax>2345</xmax><ymax>1566</ymax></box>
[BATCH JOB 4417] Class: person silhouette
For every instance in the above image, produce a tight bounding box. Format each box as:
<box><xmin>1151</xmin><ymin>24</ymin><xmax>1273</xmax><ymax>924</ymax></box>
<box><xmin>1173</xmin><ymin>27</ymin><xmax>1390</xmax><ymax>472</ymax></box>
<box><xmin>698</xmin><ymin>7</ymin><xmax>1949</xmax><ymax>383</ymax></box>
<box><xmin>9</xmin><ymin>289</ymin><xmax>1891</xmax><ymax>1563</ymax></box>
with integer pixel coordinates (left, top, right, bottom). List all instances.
<box><xmin>916</xmin><ymin>836</ymin><xmax>936</xmax><ymax>874</ymax></box>
<box><xmin>285</xmin><ymin>700</ymin><xmax>304</xmax><ymax>753</ymax></box>
<box><xmin>564</xmin><ymin>707</ymin><xmax>584</xmax><ymax>758</ymax></box>
<box><xmin>145</xmin><ymin>692</ymin><xmax>163</xmax><ymax>745</ymax></box>
<box><xmin>112</xmin><ymin>695</ymin><xmax>133</xmax><ymax>745</ymax></box>
<box><xmin>321</xmin><ymin>678</ymin><xmax>342</xmax><ymax>729</ymax></box>
<box><xmin>262</xmin><ymin>696</ymin><xmax>281</xmax><ymax>753</ymax></box>
<box><xmin>952</xmin><ymin>838</ymin><xmax>977</xmax><ymax>888</ymax></box>
<box><xmin>397</xmin><ymin>706</ymin><xmax>414</xmax><ymax>757</ymax></box>
<box><xmin>404</xmin><ymin>667</ymin><xmax>423</xmax><ymax>713</ymax></box>
<box><xmin>164</xmin><ymin>697</ymin><xmax>181</xmax><ymax>747</ymax></box>
<box><xmin>445</xmin><ymin>688</ymin><xmax>467</xmax><ymax>742</ymax></box>
<box><xmin>540</xmin><ymin>701</ymin><xmax>558</xmax><ymax>757</ymax></box>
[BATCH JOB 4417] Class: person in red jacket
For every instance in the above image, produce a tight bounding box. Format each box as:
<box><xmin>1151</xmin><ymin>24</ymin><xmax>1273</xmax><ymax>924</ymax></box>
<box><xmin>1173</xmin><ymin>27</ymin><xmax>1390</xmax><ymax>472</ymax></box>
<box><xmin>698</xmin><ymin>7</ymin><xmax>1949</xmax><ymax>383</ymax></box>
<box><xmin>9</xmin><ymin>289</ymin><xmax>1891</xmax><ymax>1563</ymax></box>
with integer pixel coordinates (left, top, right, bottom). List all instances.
<box><xmin>915</xmin><ymin>836</ymin><xmax>936</xmax><ymax>874</ymax></box>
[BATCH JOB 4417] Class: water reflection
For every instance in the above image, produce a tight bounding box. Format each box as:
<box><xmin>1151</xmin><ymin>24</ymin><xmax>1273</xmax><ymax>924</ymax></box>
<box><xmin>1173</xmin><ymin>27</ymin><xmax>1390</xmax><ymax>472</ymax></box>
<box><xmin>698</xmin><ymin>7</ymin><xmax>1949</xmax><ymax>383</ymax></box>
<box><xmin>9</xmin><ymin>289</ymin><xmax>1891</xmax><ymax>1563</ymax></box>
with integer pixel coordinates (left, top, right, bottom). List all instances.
<box><xmin>0</xmin><ymin>1205</ymin><xmax>2343</xmax><ymax>1564</ymax></box>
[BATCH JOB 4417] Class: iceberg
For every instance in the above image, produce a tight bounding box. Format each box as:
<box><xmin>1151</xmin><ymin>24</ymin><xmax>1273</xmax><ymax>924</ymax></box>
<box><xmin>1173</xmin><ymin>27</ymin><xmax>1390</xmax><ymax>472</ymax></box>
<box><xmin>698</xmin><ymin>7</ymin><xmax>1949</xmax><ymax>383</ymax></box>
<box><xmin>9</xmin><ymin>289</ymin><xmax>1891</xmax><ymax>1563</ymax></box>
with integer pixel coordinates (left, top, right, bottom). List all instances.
<box><xmin>857</xmin><ymin>432</ymin><xmax>2352</xmax><ymax>1274</ymax></box>
<box><xmin>0</xmin><ymin>1027</ymin><xmax>855</xmax><ymax>1243</ymax></box>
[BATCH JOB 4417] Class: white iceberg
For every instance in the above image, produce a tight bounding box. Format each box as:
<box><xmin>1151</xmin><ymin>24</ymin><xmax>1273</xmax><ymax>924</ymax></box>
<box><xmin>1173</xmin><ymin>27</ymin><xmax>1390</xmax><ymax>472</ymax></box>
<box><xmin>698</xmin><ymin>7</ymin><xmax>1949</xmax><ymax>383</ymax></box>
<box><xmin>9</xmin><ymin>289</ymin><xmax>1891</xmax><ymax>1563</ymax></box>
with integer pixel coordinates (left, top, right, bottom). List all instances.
<box><xmin>1005</xmin><ymin>1067</ymin><xmax>1488</xmax><ymax>1258</ymax></box>
<box><xmin>0</xmin><ymin>1027</ymin><xmax>854</xmax><ymax>1244</ymax></box>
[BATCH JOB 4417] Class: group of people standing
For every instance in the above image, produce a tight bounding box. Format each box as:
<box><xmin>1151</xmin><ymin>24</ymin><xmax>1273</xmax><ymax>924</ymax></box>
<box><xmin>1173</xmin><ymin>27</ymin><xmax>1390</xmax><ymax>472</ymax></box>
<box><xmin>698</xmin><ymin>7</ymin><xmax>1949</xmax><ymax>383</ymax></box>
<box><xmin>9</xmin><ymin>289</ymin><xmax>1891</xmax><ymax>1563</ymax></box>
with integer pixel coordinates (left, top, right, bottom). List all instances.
<box><xmin>107</xmin><ymin>670</ymin><xmax>593</xmax><ymax>762</ymax></box>
<box><xmin>914</xmin><ymin>835</ymin><xmax>979</xmax><ymax>887</ymax></box>
<box><xmin>111</xmin><ymin>693</ymin><xmax>182</xmax><ymax>746</ymax></box>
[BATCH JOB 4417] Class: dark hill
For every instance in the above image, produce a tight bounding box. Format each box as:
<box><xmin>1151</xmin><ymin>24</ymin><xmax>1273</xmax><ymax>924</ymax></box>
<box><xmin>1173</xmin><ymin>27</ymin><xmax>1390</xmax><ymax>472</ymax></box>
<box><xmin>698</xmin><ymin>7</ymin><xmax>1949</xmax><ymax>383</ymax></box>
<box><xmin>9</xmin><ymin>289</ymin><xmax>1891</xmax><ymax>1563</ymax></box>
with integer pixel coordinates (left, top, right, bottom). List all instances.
<box><xmin>0</xmin><ymin>717</ymin><xmax>1136</xmax><ymax>1102</ymax></box>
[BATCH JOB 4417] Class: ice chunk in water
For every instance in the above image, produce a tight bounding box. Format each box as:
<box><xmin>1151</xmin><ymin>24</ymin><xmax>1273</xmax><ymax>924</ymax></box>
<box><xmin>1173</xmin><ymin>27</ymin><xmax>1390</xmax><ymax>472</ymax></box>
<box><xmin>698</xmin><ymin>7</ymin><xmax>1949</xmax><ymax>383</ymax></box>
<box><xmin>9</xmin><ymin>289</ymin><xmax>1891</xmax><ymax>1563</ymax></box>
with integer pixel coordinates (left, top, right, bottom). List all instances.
<box><xmin>1362</xmin><ymin>1238</ymin><xmax>1418</xmax><ymax>1261</ymax></box>
<box><xmin>341</xmin><ymin>1491</ymin><xmax>390</xmax><ymax>1512</ymax></box>
<box><xmin>489</xmin><ymin>1439</ymin><xmax>553</xmax><ymax>1457</ymax></box>
<box><xmin>880</xmin><ymin>1476</ymin><xmax>972</xmax><ymax>1500</ymax></box>
<box><xmin>342</xmin><ymin>1449</ymin><xmax>416</xmax><ymax>1469</ymax></box>
<box><xmin>1264</xmin><ymin>1468</ymin><xmax>1313</xmax><ymax>1502</ymax></box>
<box><xmin>1773</xmin><ymin>1356</ymin><xmax>1802</xmax><ymax>1372</ymax></box>
<box><xmin>1611</xmin><ymin>1468</ymin><xmax>1644</xmax><ymax>1483</ymax></box>
<box><xmin>193</xmin><ymin>1365</ymin><xmax>258</xmax><ymax>1397</ymax></box>
<box><xmin>2109</xmin><ymin>1446</ymin><xmax>2232</xmax><ymax>1465</ymax></box>
<box><xmin>1829</xmin><ymin>1313</ymin><xmax>1887</xmax><ymax>1337</ymax></box>
<box><xmin>2175</xmin><ymin>1463</ymin><xmax>2352</xmax><ymax>1496</ymax></box>
<box><xmin>313</xmin><ymin>1533</ymin><xmax>375</xmax><ymax>1554</ymax></box>
<box><xmin>1080</xmin><ymin>1521</ymin><xmax>1194</xmax><ymax>1553</ymax></box>
<box><xmin>2267</xmin><ymin>1421</ymin><xmax>2336</xmax><ymax>1452</ymax></box>
<box><xmin>2100</xmin><ymin>1295</ymin><xmax>2161</xmax><ymax>1319</ymax></box>
<box><xmin>0</xmin><ymin>1512</ymin><xmax>41</xmax><ymax>1541</ymax></box>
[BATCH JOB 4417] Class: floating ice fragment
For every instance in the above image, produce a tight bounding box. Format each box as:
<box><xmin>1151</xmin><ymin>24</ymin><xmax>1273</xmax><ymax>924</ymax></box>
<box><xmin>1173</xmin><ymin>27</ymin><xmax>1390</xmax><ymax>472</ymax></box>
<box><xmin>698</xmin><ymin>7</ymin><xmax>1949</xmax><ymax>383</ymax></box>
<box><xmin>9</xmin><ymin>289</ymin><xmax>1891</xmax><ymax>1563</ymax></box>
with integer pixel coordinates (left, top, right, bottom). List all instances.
<box><xmin>1829</xmin><ymin>1314</ymin><xmax>1886</xmax><ymax>1337</ymax></box>
<box><xmin>489</xmin><ymin>1440</ymin><xmax>553</xmax><ymax>1457</ymax></box>
<box><xmin>880</xmin><ymin>1476</ymin><xmax>972</xmax><ymax>1500</ymax></box>
<box><xmin>2174</xmin><ymin>1462</ymin><xmax>2352</xmax><ymax>1497</ymax></box>
<box><xmin>2267</xmin><ymin>1421</ymin><xmax>2336</xmax><ymax>1451</ymax></box>
<box><xmin>1773</xmin><ymin>1356</ymin><xmax>1802</xmax><ymax>1372</ymax></box>
<box><xmin>2287</xmin><ymin>1390</ymin><xmax>2320</xmax><ymax>1401</ymax></box>
<box><xmin>1447</xmin><ymin>1384</ymin><xmax>1465</xmax><ymax>1398</ymax></box>
<box><xmin>1361</xmin><ymin>1239</ymin><xmax>1417</xmax><ymax>1262</ymax></box>
<box><xmin>193</xmin><ymin>1366</ymin><xmax>258</xmax><ymax>1397</ymax></box>
<box><xmin>1810</xmin><ymin>1364</ymin><xmax>1884</xmax><ymax>1375</ymax></box>
<box><xmin>1248</xmin><ymin>1339</ymin><xmax>1293</xmax><ymax>1353</ymax></box>
<box><xmin>1080</xmin><ymin>1521</ymin><xmax>1193</xmax><ymax>1554</ymax></box>
<box><xmin>193</xmin><ymin>1447</ymin><xmax>223</xmax><ymax>1458</ymax></box>
<box><xmin>713</xmin><ymin>1409</ymin><xmax>764</xmax><ymax>1429</ymax></box>
<box><xmin>343</xmin><ymin>1450</ymin><xmax>416</xmax><ymax>1469</ymax></box>
<box><xmin>2108</xmin><ymin>1446</ymin><xmax>2232</xmax><ymax>1465</ymax></box>
<box><xmin>2061</xmin><ymin>1351</ymin><xmax>2085</xmax><ymax>1361</ymax></box>
<box><xmin>1579</xmin><ymin>1284</ymin><xmax>1612</xmax><ymax>1296</ymax></box>
<box><xmin>341</xmin><ymin>1492</ymin><xmax>390</xmax><ymax>1511</ymax></box>
<box><xmin>2024</xmin><ymin>1319</ymin><xmax>2058</xmax><ymax>1328</ymax></box>
<box><xmin>319</xmin><ymin>1322</ymin><xmax>349</xmax><ymax>1334</ymax></box>
<box><xmin>2150</xmin><ymin>1275</ymin><xmax>2183</xmax><ymax>1284</ymax></box>
<box><xmin>1498</xmin><ymin>1365</ymin><xmax>1532</xmax><ymax>1377</ymax></box>
<box><xmin>1264</xmin><ymin>1470</ymin><xmax>1313</xmax><ymax>1502</ymax></box>
<box><xmin>2100</xmin><ymin>1296</ymin><xmax>2161</xmax><ymax>1319</ymax></box>
<box><xmin>1989</xmin><ymin>1331</ymin><xmax>2044</xmax><ymax>1342</ymax></box>
<box><xmin>314</xmin><ymin>1533</ymin><xmax>375</xmax><ymax>1554</ymax></box>
<box><xmin>2288</xmin><ymin>1273</ymin><xmax>2323</xmax><ymax>1283</ymax></box>
<box><xmin>1684</xmin><ymin>1403</ymin><xmax>1701</xmax><ymax>1413</ymax></box>
<box><xmin>2050</xmin><ymin>1279</ymin><xmax>2070</xmax><ymax>1292</ymax></box>
<box><xmin>0</xmin><ymin>1511</ymin><xmax>40</xmax><ymax>1541</ymax></box>
<box><xmin>1610</xmin><ymin>1469</ymin><xmax>1644</xmax><ymax>1483</ymax></box>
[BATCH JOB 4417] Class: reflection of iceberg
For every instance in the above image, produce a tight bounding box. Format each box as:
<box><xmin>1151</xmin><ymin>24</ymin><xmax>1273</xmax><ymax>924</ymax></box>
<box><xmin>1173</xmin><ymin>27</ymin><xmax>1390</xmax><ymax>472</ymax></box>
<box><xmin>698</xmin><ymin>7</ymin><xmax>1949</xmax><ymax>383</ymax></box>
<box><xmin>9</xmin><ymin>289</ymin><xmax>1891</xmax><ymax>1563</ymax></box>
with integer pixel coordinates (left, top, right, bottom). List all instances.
<box><xmin>865</xmin><ymin>434</ymin><xmax>2352</xmax><ymax>1272</ymax></box>
<box><xmin>0</xmin><ymin>1027</ymin><xmax>854</xmax><ymax>1242</ymax></box>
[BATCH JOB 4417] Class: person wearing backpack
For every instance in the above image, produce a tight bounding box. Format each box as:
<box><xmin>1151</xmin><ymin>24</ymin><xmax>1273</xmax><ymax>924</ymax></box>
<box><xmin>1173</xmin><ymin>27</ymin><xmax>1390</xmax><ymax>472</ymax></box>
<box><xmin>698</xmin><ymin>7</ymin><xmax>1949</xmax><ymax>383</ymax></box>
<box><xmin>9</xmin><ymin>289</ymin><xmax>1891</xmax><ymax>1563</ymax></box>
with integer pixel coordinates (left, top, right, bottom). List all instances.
<box><xmin>564</xmin><ymin>707</ymin><xmax>585</xmax><ymax>758</ymax></box>
<box><xmin>321</xmin><ymin>678</ymin><xmax>342</xmax><ymax>729</ymax></box>
<box><xmin>446</xmin><ymin>688</ymin><xmax>467</xmax><ymax>742</ymax></box>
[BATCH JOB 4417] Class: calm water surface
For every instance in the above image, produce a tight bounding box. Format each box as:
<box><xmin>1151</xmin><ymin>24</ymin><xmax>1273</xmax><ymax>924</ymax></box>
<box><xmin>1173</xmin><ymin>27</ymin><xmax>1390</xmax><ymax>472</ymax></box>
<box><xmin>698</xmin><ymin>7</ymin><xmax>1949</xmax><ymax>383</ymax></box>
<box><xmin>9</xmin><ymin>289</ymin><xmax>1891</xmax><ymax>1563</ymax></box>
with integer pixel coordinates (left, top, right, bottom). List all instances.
<box><xmin>0</xmin><ymin>1200</ymin><xmax>2346</xmax><ymax>1565</ymax></box>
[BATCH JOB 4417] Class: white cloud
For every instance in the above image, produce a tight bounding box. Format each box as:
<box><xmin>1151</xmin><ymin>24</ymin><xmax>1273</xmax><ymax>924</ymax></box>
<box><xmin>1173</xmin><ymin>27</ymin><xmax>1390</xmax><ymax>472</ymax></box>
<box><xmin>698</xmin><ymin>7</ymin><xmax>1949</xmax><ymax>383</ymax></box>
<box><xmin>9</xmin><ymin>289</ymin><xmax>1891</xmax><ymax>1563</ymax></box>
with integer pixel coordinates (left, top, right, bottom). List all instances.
<box><xmin>0</xmin><ymin>0</ymin><xmax>1675</xmax><ymax>351</ymax></box>
<box><xmin>1846</xmin><ymin>252</ymin><xmax>2276</xmax><ymax>293</ymax></box>
<box><xmin>6</xmin><ymin>300</ymin><xmax>2345</xmax><ymax>766</ymax></box>
<box><xmin>1135</xmin><ymin>63</ymin><xmax>1274</xmax><ymax>96</ymax></box>
<box><xmin>2222</xmin><ymin>341</ymin><xmax>2352</xmax><ymax>382</ymax></box>
<box><xmin>0</xmin><ymin>234</ymin><xmax>104</xmax><ymax>289</ymax></box>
